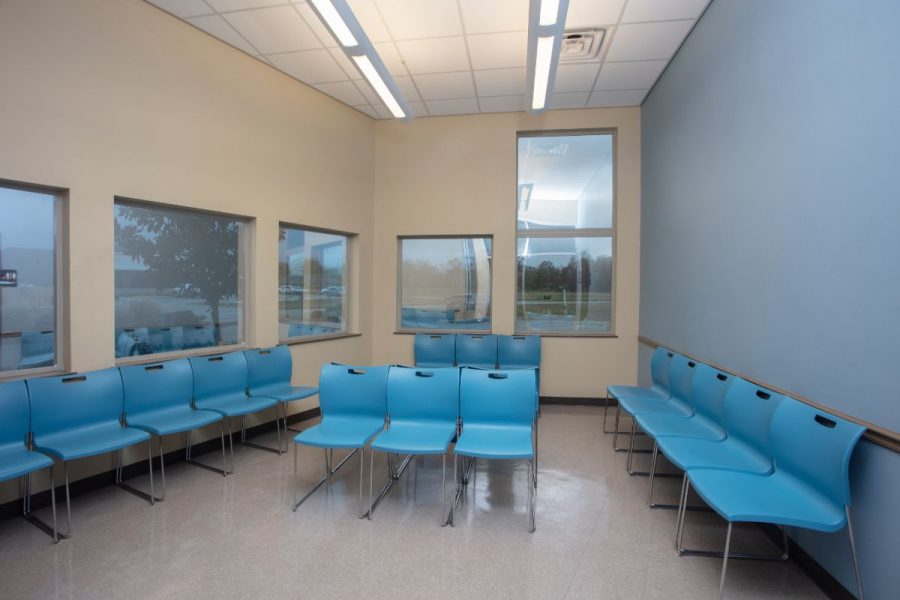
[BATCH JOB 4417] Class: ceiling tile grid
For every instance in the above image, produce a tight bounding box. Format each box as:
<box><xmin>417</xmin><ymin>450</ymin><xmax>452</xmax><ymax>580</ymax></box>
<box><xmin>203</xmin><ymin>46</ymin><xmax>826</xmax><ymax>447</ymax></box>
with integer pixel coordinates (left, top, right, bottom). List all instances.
<box><xmin>146</xmin><ymin>0</ymin><xmax>710</xmax><ymax>119</ymax></box>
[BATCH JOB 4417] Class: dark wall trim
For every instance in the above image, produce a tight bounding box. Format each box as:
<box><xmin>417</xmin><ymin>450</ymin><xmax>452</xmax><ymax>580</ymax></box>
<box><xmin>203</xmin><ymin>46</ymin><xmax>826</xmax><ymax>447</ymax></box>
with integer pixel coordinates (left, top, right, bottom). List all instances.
<box><xmin>540</xmin><ymin>396</ymin><xmax>613</xmax><ymax>407</ymax></box>
<box><xmin>759</xmin><ymin>525</ymin><xmax>855</xmax><ymax>600</ymax></box>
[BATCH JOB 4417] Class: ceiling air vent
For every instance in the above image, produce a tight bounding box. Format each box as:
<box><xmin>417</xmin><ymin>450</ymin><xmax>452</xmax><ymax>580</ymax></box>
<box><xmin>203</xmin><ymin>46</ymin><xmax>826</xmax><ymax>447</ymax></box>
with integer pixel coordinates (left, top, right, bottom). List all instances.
<box><xmin>559</xmin><ymin>28</ymin><xmax>605</xmax><ymax>63</ymax></box>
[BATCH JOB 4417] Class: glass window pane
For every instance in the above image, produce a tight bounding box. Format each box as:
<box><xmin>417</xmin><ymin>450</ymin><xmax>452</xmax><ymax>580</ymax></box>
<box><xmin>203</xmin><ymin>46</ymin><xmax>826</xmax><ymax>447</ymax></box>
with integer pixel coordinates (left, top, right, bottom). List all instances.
<box><xmin>517</xmin><ymin>134</ymin><xmax>613</xmax><ymax>230</ymax></box>
<box><xmin>0</xmin><ymin>186</ymin><xmax>58</xmax><ymax>372</ymax></box>
<box><xmin>279</xmin><ymin>226</ymin><xmax>349</xmax><ymax>339</ymax></box>
<box><xmin>516</xmin><ymin>236</ymin><xmax>612</xmax><ymax>333</ymax></box>
<box><xmin>399</xmin><ymin>237</ymin><xmax>492</xmax><ymax>331</ymax></box>
<box><xmin>114</xmin><ymin>201</ymin><xmax>245</xmax><ymax>358</ymax></box>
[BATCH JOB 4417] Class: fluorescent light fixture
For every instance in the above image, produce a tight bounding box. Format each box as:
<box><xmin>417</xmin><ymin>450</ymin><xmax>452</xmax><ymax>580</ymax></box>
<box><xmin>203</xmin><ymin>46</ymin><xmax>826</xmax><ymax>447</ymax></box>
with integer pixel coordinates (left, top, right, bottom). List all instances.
<box><xmin>526</xmin><ymin>0</ymin><xmax>569</xmax><ymax>114</ymax></box>
<box><xmin>352</xmin><ymin>55</ymin><xmax>406</xmax><ymax>119</ymax></box>
<box><xmin>309</xmin><ymin>0</ymin><xmax>357</xmax><ymax>47</ymax></box>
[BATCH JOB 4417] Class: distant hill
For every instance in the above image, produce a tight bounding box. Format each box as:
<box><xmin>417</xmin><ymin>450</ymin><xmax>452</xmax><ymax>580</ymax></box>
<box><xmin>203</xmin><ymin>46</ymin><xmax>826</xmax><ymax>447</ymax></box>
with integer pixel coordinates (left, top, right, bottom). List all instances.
<box><xmin>0</xmin><ymin>247</ymin><xmax>54</xmax><ymax>286</ymax></box>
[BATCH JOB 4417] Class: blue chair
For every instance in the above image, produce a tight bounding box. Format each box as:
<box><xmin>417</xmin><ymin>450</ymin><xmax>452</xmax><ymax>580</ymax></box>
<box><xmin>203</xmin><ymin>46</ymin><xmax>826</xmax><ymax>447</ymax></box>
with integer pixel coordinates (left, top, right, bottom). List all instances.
<box><xmin>455</xmin><ymin>334</ymin><xmax>498</xmax><ymax>369</ymax></box>
<box><xmin>686</xmin><ymin>400</ymin><xmax>866</xmax><ymax>599</ymax></box>
<box><xmin>413</xmin><ymin>333</ymin><xmax>456</xmax><ymax>367</ymax></box>
<box><xmin>451</xmin><ymin>368</ymin><xmax>537</xmax><ymax>531</ymax></box>
<box><xmin>366</xmin><ymin>366</ymin><xmax>459</xmax><ymax>523</ymax></box>
<box><xmin>607</xmin><ymin>347</ymin><xmax>674</xmax><ymax>433</ymax></box>
<box><xmin>189</xmin><ymin>352</ymin><xmax>283</xmax><ymax>458</ymax></box>
<box><xmin>121</xmin><ymin>359</ymin><xmax>228</xmax><ymax>498</ymax></box>
<box><xmin>0</xmin><ymin>380</ymin><xmax>58</xmax><ymax>541</ymax></box>
<box><xmin>291</xmin><ymin>364</ymin><xmax>388</xmax><ymax>516</ymax></box>
<box><xmin>245</xmin><ymin>346</ymin><xmax>318</xmax><ymax>441</ymax></box>
<box><xmin>497</xmin><ymin>335</ymin><xmax>542</xmax><ymax>479</ymax></box>
<box><xmin>28</xmin><ymin>369</ymin><xmax>156</xmax><ymax>537</ymax></box>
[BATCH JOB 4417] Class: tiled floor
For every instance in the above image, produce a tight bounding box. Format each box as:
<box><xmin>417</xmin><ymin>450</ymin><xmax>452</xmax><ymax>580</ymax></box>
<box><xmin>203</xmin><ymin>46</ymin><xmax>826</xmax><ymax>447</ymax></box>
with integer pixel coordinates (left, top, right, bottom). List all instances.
<box><xmin>0</xmin><ymin>406</ymin><xmax>826</xmax><ymax>599</ymax></box>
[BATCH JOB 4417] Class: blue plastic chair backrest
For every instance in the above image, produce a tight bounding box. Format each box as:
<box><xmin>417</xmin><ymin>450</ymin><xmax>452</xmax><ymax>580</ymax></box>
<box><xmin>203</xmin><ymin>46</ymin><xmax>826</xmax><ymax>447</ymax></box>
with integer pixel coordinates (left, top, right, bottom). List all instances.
<box><xmin>189</xmin><ymin>352</ymin><xmax>249</xmax><ymax>403</ymax></box>
<box><xmin>386</xmin><ymin>366</ymin><xmax>459</xmax><ymax>423</ymax></box>
<box><xmin>244</xmin><ymin>345</ymin><xmax>292</xmax><ymax>391</ymax></box>
<box><xmin>414</xmin><ymin>333</ymin><xmax>456</xmax><ymax>367</ymax></box>
<box><xmin>0</xmin><ymin>380</ymin><xmax>30</xmax><ymax>447</ymax></box>
<box><xmin>666</xmin><ymin>354</ymin><xmax>696</xmax><ymax>410</ymax></box>
<box><xmin>722</xmin><ymin>378</ymin><xmax>784</xmax><ymax>458</ymax></box>
<box><xmin>497</xmin><ymin>335</ymin><xmax>541</xmax><ymax>370</ymax></box>
<box><xmin>459</xmin><ymin>368</ymin><xmax>535</xmax><ymax>427</ymax></box>
<box><xmin>649</xmin><ymin>347</ymin><xmax>674</xmax><ymax>389</ymax></box>
<box><xmin>689</xmin><ymin>364</ymin><xmax>731</xmax><ymax>425</ymax></box>
<box><xmin>771</xmin><ymin>400</ymin><xmax>865</xmax><ymax>507</ymax></box>
<box><xmin>319</xmin><ymin>364</ymin><xmax>389</xmax><ymax>420</ymax></box>
<box><xmin>456</xmin><ymin>334</ymin><xmax>498</xmax><ymax>369</ymax></box>
<box><xmin>28</xmin><ymin>368</ymin><xmax>124</xmax><ymax>437</ymax></box>
<box><xmin>120</xmin><ymin>358</ymin><xmax>193</xmax><ymax>415</ymax></box>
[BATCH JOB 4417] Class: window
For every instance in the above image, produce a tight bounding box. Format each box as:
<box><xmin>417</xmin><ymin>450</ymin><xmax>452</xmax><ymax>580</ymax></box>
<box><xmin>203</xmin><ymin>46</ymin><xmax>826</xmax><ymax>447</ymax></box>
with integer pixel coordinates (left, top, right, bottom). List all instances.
<box><xmin>114</xmin><ymin>199</ymin><xmax>247</xmax><ymax>358</ymax></box>
<box><xmin>0</xmin><ymin>182</ymin><xmax>63</xmax><ymax>375</ymax></box>
<box><xmin>516</xmin><ymin>132</ymin><xmax>615</xmax><ymax>334</ymax></box>
<box><xmin>278</xmin><ymin>225</ymin><xmax>350</xmax><ymax>340</ymax></box>
<box><xmin>398</xmin><ymin>236</ymin><xmax>492</xmax><ymax>332</ymax></box>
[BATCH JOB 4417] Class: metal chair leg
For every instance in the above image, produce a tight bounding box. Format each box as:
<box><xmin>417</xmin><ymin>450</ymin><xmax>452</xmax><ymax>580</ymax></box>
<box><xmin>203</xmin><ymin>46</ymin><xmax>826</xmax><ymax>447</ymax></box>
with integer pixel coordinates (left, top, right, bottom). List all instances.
<box><xmin>185</xmin><ymin>422</ymin><xmax>231</xmax><ymax>476</ymax></box>
<box><xmin>22</xmin><ymin>465</ymin><xmax>63</xmax><ymax>542</ymax></box>
<box><xmin>846</xmin><ymin>507</ymin><xmax>865</xmax><ymax>600</ymax></box>
<box><xmin>114</xmin><ymin>442</ymin><xmax>158</xmax><ymax>504</ymax></box>
<box><xmin>292</xmin><ymin>445</ymin><xmax>359</xmax><ymax>511</ymax></box>
<box><xmin>440</xmin><ymin>452</ymin><xmax>447</xmax><ymax>525</ymax></box>
<box><xmin>368</xmin><ymin>447</ymin><xmax>375</xmax><ymax>520</ymax></box>
<box><xmin>358</xmin><ymin>446</ymin><xmax>365</xmax><ymax>519</ymax></box>
<box><xmin>719</xmin><ymin>522</ymin><xmax>733</xmax><ymax>599</ymax></box>
<box><xmin>528</xmin><ymin>458</ymin><xmax>536</xmax><ymax>533</ymax></box>
<box><xmin>158</xmin><ymin>436</ymin><xmax>166</xmax><ymax>501</ymax></box>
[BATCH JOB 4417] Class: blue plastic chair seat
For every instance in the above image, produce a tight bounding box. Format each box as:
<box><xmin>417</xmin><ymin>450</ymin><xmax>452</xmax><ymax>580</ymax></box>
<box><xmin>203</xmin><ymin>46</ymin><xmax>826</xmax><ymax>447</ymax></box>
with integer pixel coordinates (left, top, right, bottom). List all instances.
<box><xmin>454</xmin><ymin>424</ymin><xmax>534</xmax><ymax>459</ymax></box>
<box><xmin>618</xmin><ymin>394</ymin><xmax>691</xmax><ymax>417</ymax></box>
<box><xmin>656</xmin><ymin>436</ymin><xmax>772</xmax><ymax>474</ymax></box>
<box><xmin>34</xmin><ymin>423</ymin><xmax>150</xmax><ymax>461</ymax></box>
<box><xmin>608</xmin><ymin>384</ymin><xmax>669</xmax><ymax>401</ymax></box>
<box><xmin>127</xmin><ymin>406</ymin><xmax>222</xmax><ymax>436</ymax></box>
<box><xmin>294</xmin><ymin>416</ymin><xmax>384</xmax><ymax>449</ymax></box>
<box><xmin>251</xmin><ymin>383</ymin><xmax>318</xmax><ymax>403</ymax></box>
<box><xmin>370</xmin><ymin>421</ymin><xmax>457</xmax><ymax>455</ymax></box>
<box><xmin>196</xmin><ymin>393</ymin><xmax>278</xmax><ymax>418</ymax></box>
<box><xmin>689</xmin><ymin>469</ymin><xmax>846</xmax><ymax>532</ymax></box>
<box><xmin>634</xmin><ymin>413</ymin><xmax>725</xmax><ymax>441</ymax></box>
<box><xmin>0</xmin><ymin>446</ymin><xmax>54</xmax><ymax>481</ymax></box>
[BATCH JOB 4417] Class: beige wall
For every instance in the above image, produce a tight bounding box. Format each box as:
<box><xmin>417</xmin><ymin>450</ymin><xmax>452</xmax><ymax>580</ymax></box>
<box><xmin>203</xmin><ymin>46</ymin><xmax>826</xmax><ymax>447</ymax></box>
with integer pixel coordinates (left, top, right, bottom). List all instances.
<box><xmin>371</xmin><ymin>109</ymin><xmax>641</xmax><ymax>397</ymax></box>
<box><xmin>0</xmin><ymin>0</ymin><xmax>375</xmax><ymax>501</ymax></box>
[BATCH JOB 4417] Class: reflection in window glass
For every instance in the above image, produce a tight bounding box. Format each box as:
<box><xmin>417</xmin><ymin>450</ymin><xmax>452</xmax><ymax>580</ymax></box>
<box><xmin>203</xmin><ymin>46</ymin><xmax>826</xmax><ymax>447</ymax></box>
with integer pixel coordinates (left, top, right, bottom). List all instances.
<box><xmin>0</xmin><ymin>185</ymin><xmax>59</xmax><ymax>373</ymax></box>
<box><xmin>279</xmin><ymin>226</ymin><xmax>349</xmax><ymax>339</ymax></box>
<box><xmin>114</xmin><ymin>200</ymin><xmax>245</xmax><ymax>358</ymax></box>
<box><xmin>516</xmin><ymin>237</ymin><xmax>612</xmax><ymax>333</ymax></box>
<box><xmin>517</xmin><ymin>134</ymin><xmax>613</xmax><ymax>230</ymax></box>
<box><xmin>399</xmin><ymin>237</ymin><xmax>492</xmax><ymax>331</ymax></box>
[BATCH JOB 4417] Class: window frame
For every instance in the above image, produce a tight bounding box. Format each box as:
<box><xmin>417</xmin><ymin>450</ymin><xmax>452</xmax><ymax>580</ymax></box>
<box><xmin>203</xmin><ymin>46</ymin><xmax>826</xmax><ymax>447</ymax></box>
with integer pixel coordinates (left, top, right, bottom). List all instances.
<box><xmin>514</xmin><ymin>129</ymin><xmax>618</xmax><ymax>337</ymax></box>
<box><xmin>0</xmin><ymin>178</ymin><xmax>68</xmax><ymax>381</ymax></box>
<box><xmin>277</xmin><ymin>221</ymin><xmax>355</xmax><ymax>345</ymax></box>
<box><xmin>395</xmin><ymin>234</ymin><xmax>495</xmax><ymax>335</ymax></box>
<box><xmin>113</xmin><ymin>196</ymin><xmax>252</xmax><ymax>366</ymax></box>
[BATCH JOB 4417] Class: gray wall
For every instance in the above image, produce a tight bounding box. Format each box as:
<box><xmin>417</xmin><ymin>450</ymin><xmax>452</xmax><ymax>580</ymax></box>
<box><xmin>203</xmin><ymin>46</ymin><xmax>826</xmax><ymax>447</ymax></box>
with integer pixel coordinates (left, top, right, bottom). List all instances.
<box><xmin>639</xmin><ymin>1</ymin><xmax>900</xmax><ymax>598</ymax></box>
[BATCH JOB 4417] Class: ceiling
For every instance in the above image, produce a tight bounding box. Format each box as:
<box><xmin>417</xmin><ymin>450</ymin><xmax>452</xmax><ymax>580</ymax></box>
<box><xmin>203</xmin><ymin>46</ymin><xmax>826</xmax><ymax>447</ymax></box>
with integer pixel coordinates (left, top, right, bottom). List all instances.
<box><xmin>145</xmin><ymin>0</ymin><xmax>710</xmax><ymax>119</ymax></box>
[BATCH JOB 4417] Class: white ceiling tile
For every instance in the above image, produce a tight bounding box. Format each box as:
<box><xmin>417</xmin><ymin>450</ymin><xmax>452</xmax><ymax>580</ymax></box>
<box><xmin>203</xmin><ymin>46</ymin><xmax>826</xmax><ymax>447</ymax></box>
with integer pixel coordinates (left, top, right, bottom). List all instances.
<box><xmin>394</xmin><ymin>75</ymin><xmax>421</xmax><ymax>102</ymax></box>
<box><xmin>594</xmin><ymin>59</ymin><xmax>666</xmax><ymax>90</ymax></box>
<box><xmin>549</xmin><ymin>92</ymin><xmax>590</xmax><ymax>109</ymax></box>
<box><xmin>147</xmin><ymin>0</ymin><xmax>214</xmax><ymax>19</ymax></box>
<box><xmin>345</xmin><ymin>0</ymin><xmax>393</xmax><ymax>42</ymax></box>
<box><xmin>267</xmin><ymin>49</ymin><xmax>347</xmax><ymax>83</ymax></box>
<box><xmin>354</xmin><ymin>80</ymin><xmax>381</xmax><ymax>104</ymax></box>
<box><xmin>565</xmin><ymin>0</ymin><xmax>626</xmax><ymax>28</ymax></box>
<box><xmin>295</xmin><ymin>2</ymin><xmax>339</xmax><ymax>47</ymax></box>
<box><xmin>207</xmin><ymin>0</ymin><xmax>284</xmax><ymax>11</ymax></box>
<box><xmin>355</xmin><ymin>104</ymin><xmax>379</xmax><ymax>118</ymax></box>
<box><xmin>621</xmin><ymin>0</ymin><xmax>708</xmax><ymax>23</ymax></box>
<box><xmin>553</xmin><ymin>63</ymin><xmax>600</xmax><ymax>93</ymax></box>
<box><xmin>395</xmin><ymin>37</ymin><xmax>469</xmax><ymax>74</ymax></box>
<box><xmin>407</xmin><ymin>101</ymin><xmax>428</xmax><ymax>117</ymax></box>
<box><xmin>187</xmin><ymin>15</ymin><xmax>259</xmax><ymax>54</ymax></box>
<box><xmin>224</xmin><ymin>6</ymin><xmax>322</xmax><ymax>54</ymax></box>
<box><xmin>478</xmin><ymin>95</ymin><xmax>524</xmax><ymax>113</ymax></box>
<box><xmin>467</xmin><ymin>31</ymin><xmax>527</xmax><ymax>70</ymax></box>
<box><xmin>375</xmin><ymin>0</ymin><xmax>462</xmax><ymax>40</ymax></box>
<box><xmin>473</xmin><ymin>68</ymin><xmax>525</xmax><ymax>97</ymax></box>
<box><xmin>587</xmin><ymin>89</ymin><xmax>647</xmax><ymax>107</ymax></box>
<box><xmin>425</xmin><ymin>98</ymin><xmax>479</xmax><ymax>116</ymax></box>
<box><xmin>459</xmin><ymin>0</ymin><xmax>528</xmax><ymax>34</ymax></box>
<box><xmin>605</xmin><ymin>20</ymin><xmax>694</xmax><ymax>61</ymax></box>
<box><xmin>315</xmin><ymin>80</ymin><xmax>367</xmax><ymax>105</ymax></box>
<box><xmin>329</xmin><ymin>47</ymin><xmax>363</xmax><ymax>80</ymax></box>
<box><xmin>373</xmin><ymin>42</ymin><xmax>408</xmax><ymax>76</ymax></box>
<box><xmin>413</xmin><ymin>72</ymin><xmax>475</xmax><ymax>101</ymax></box>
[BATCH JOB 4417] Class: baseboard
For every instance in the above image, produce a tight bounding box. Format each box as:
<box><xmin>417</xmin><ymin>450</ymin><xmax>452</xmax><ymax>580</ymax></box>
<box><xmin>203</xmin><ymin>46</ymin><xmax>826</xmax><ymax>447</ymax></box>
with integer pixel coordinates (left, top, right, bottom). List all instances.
<box><xmin>540</xmin><ymin>396</ymin><xmax>613</xmax><ymax>407</ymax></box>
<box><xmin>0</xmin><ymin>407</ymin><xmax>321</xmax><ymax>521</ymax></box>
<box><xmin>758</xmin><ymin>524</ymin><xmax>855</xmax><ymax>600</ymax></box>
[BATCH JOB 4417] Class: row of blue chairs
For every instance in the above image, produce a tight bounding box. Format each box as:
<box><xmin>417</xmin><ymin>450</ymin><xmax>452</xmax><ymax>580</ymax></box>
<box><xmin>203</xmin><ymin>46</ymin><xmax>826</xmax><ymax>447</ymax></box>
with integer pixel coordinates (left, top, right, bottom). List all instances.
<box><xmin>607</xmin><ymin>348</ymin><xmax>866</xmax><ymax>599</ymax></box>
<box><xmin>414</xmin><ymin>333</ymin><xmax>541</xmax><ymax>372</ymax></box>
<box><xmin>291</xmin><ymin>364</ymin><xmax>539</xmax><ymax>531</ymax></box>
<box><xmin>0</xmin><ymin>345</ymin><xmax>316</xmax><ymax>542</ymax></box>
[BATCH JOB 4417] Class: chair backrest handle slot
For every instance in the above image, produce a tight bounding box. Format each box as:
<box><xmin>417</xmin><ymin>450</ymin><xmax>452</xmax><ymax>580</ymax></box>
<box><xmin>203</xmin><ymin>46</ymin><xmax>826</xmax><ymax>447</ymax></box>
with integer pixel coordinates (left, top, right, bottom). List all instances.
<box><xmin>667</xmin><ymin>352</ymin><xmax>674</xmax><ymax>358</ymax></box>
<box><xmin>756</xmin><ymin>390</ymin><xmax>771</xmax><ymax>400</ymax></box>
<box><xmin>144</xmin><ymin>364</ymin><xmax>164</xmax><ymax>371</ymax></box>
<box><xmin>429</xmin><ymin>335</ymin><xmax>442</xmax><ymax>339</ymax></box>
<box><xmin>688</xmin><ymin>361</ymin><xmax>696</xmax><ymax>368</ymax></box>
<box><xmin>259</xmin><ymin>350</ymin><xmax>271</xmax><ymax>355</ymax></box>
<box><xmin>415</xmin><ymin>370</ymin><xmax>434</xmax><ymax>378</ymax></box>
<box><xmin>208</xmin><ymin>356</ymin><xmax>224</xmax><ymax>362</ymax></box>
<box><xmin>348</xmin><ymin>368</ymin><xmax>366</xmax><ymax>375</ymax></box>
<box><xmin>716</xmin><ymin>373</ymin><xmax>728</xmax><ymax>381</ymax></box>
<box><xmin>62</xmin><ymin>375</ymin><xmax>87</xmax><ymax>384</ymax></box>
<box><xmin>815</xmin><ymin>414</ymin><xmax>837</xmax><ymax>428</ymax></box>
<box><xmin>488</xmin><ymin>372</ymin><xmax>508</xmax><ymax>379</ymax></box>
